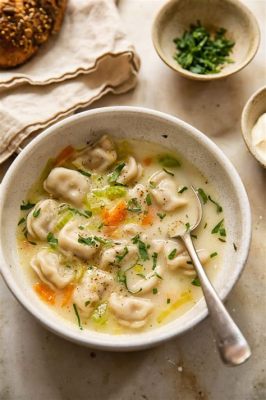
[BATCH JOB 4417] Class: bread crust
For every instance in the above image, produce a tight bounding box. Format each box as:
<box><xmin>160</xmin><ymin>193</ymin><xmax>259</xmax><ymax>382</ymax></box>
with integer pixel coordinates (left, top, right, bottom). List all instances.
<box><xmin>0</xmin><ymin>0</ymin><xmax>67</xmax><ymax>68</ymax></box>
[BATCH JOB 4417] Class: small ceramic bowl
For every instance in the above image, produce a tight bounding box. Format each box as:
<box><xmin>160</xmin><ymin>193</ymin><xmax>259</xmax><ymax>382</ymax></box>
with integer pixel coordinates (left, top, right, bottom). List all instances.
<box><xmin>241</xmin><ymin>86</ymin><xmax>266</xmax><ymax>168</ymax></box>
<box><xmin>152</xmin><ymin>0</ymin><xmax>260</xmax><ymax>81</ymax></box>
<box><xmin>0</xmin><ymin>107</ymin><xmax>251</xmax><ymax>350</ymax></box>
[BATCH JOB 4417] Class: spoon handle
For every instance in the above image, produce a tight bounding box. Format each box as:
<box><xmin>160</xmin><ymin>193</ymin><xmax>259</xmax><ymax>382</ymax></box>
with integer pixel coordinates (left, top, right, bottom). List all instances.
<box><xmin>181</xmin><ymin>233</ymin><xmax>251</xmax><ymax>366</ymax></box>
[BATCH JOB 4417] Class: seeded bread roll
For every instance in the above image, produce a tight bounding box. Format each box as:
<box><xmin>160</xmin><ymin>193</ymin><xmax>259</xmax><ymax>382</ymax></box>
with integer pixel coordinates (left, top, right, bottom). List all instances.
<box><xmin>0</xmin><ymin>0</ymin><xmax>67</xmax><ymax>68</ymax></box>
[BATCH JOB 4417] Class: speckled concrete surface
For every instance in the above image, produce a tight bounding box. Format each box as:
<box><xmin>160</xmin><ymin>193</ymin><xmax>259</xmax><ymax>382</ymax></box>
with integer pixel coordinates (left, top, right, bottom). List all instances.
<box><xmin>0</xmin><ymin>1</ymin><xmax>265</xmax><ymax>399</ymax></box>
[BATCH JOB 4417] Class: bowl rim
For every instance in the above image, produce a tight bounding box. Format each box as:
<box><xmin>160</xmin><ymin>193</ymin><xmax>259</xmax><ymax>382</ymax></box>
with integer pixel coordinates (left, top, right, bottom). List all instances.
<box><xmin>152</xmin><ymin>0</ymin><xmax>261</xmax><ymax>81</ymax></box>
<box><xmin>241</xmin><ymin>85</ymin><xmax>266</xmax><ymax>168</ymax></box>
<box><xmin>0</xmin><ymin>106</ymin><xmax>252</xmax><ymax>350</ymax></box>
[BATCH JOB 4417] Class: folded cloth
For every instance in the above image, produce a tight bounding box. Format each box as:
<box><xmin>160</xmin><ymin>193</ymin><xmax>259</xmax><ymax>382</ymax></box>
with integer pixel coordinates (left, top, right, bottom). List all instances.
<box><xmin>0</xmin><ymin>0</ymin><xmax>140</xmax><ymax>163</ymax></box>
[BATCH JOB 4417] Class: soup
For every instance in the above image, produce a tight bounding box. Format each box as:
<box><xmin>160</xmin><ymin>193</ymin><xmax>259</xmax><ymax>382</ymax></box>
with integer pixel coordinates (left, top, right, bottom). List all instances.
<box><xmin>17</xmin><ymin>135</ymin><xmax>226</xmax><ymax>333</ymax></box>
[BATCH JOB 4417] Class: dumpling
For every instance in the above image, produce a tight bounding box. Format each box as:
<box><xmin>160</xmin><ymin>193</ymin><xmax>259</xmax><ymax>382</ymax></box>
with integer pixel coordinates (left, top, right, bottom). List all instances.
<box><xmin>100</xmin><ymin>244</ymin><xmax>139</xmax><ymax>269</ymax></box>
<box><xmin>122</xmin><ymin>223</ymin><xmax>141</xmax><ymax>237</ymax></box>
<box><xmin>31</xmin><ymin>249</ymin><xmax>74</xmax><ymax>290</ymax></box>
<box><xmin>149</xmin><ymin>171</ymin><xmax>187</xmax><ymax>211</ymax></box>
<box><xmin>109</xmin><ymin>293</ymin><xmax>154</xmax><ymax>329</ymax></box>
<box><xmin>164</xmin><ymin>240</ymin><xmax>209</xmax><ymax>276</ymax></box>
<box><xmin>73</xmin><ymin>135</ymin><xmax>117</xmax><ymax>172</ymax></box>
<box><xmin>27</xmin><ymin>199</ymin><xmax>59</xmax><ymax>241</ymax></box>
<box><xmin>73</xmin><ymin>268</ymin><xmax>113</xmax><ymax>317</ymax></box>
<box><xmin>58</xmin><ymin>220</ymin><xmax>100</xmax><ymax>260</ymax></box>
<box><xmin>128</xmin><ymin>184</ymin><xmax>148</xmax><ymax>208</ymax></box>
<box><xmin>126</xmin><ymin>264</ymin><xmax>164</xmax><ymax>295</ymax></box>
<box><xmin>117</xmin><ymin>157</ymin><xmax>143</xmax><ymax>185</ymax></box>
<box><xmin>44</xmin><ymin>167</ymin><xmax>90</xmax><ymax>207</ymax></box>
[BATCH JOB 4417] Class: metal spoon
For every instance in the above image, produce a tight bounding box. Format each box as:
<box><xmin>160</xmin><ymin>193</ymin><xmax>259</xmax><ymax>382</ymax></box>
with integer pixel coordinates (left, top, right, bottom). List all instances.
<box><xmin>169</xmin><ymin>187</ymin><xmax>251</xmax><ymax>366</ymax></box>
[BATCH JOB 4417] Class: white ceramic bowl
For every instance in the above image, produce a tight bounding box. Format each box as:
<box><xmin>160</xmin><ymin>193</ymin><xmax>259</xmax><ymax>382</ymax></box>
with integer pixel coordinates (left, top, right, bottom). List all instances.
<box><xmin>0</xmin><ymin>107</ymin><xmax>251</xmax><ymax>351</ymax></box>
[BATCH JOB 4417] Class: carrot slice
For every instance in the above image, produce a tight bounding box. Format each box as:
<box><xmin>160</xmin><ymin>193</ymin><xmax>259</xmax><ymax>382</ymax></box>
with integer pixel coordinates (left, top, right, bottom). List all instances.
<box><xmin>102</xmin><ymin>201</ymin><xmax>127</xmax><ymax>226</ymax></box>
<box><xmin>54</xmin><ymin>145</ymin><xmax>75</xmax><ymax>166</ymax></box>
<box><xmin>61</xmin><ymin>284</ymin><xmax>75</xmax><ymax>307</ymax></box>
<box><xmin>34</xmin><ymin>282</ymin><xmax>56</xmax><ymax>305</ymax></box>
<box><xmin>141</xmin><ymin>208</ymin><xmax>154</xmax><ymax>226</ymax></box>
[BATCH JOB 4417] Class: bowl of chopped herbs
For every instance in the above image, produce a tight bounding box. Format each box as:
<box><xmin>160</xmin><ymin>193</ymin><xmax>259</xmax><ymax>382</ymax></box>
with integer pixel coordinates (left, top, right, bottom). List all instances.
<box><xmin>152</xmin><ymin>0</ymin><xmax>260</xmax><ymax>80</ymax></box>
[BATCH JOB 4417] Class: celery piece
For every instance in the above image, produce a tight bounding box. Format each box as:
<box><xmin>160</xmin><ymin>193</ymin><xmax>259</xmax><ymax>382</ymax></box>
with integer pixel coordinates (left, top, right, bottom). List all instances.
<box><xmin>55</xmin><ymin>210</ymin><xmax>74</xmax><ymax>231</ymax></box>
<box><xmin>94</xmin><ymin>186</ymin><xmax>127</xmax><ymax>200</ymax></box>
<box><xmin>91</xmin><ymin>302</ymin><xmax>108</xmax><ymax>324</ymax></box>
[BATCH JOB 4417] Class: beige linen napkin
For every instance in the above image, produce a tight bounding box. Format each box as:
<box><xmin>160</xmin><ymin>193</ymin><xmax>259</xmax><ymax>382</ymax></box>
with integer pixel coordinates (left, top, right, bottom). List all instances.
<box><xmin>0</xmin><ymin>0</ymin><xmax>140</xmax><ymax>163</ymax></box>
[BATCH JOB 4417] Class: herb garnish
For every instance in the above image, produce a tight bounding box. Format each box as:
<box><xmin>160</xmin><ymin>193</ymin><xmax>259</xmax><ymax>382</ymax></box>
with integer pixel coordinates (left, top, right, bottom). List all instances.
<box><xmin>127</xmin><ymin>198</ymin><xmax>142</xmax><ymax>213</ymax></box>
<box><xmin>67</xmin><ymin>207</ymin><xmax>92</xmax><ymax>218</ymax></box>
<box><xmin>78</xmin><ymin>235</ymin><xmax>98</xmax><ymax>247</ymax></box>
<box><xmin>233</xmin><ymin>243</ymin><xmax>237</xmax><ymax>251</ymax></box>
<box><xmin>178</xmin><ymin>186</ymin><xmax>188</xmax><ymax>194</ymax></box>
<box><xmin>167</xmin><ymin>298</ymin><xmax>171</xmax><ymax>304</ymax></box>
<box><xmin>73</xmin><ymin>303</ymin><xmax>83</xmax><ymax>330</ymax></box>
<box><xmin>191</xmin><ymin>277</ymin><xmax>201</xmax><ymax>287</ymax></box>
<box><xmin>20</xmin><ymin>201</ymin><xmax>35</xmax><ymax>210</ymax></box>
<box><xmin>185</xmin><ymin>222</ymin><xmax>190</xmax><ymax>231</ymax></box>
<box><xmin>152</xmin><ymin>252</ymin><xmax>158</xmax><ymax>270</ymax></box>
<box><xmin>117</xmin><ymin>270</ymin><xmax>127</xmax><ymax>286</ymax></box>
<box><xmin>152</xmin><ymin>288</ymin><xmax>158</xmax><ymax>295</ymax></box>
<box><xmin>173</xmin><ymin>22</ymin><xmax>235</xmax><ymax>75</ymax></box>
<box><xmin>212</xmin><ymin>219</ymin><xmax>226</xmax><ymax>237</ymax></box>
<box><xmin>149</xmin><ymin>181</ymin><xmax>157</xmax><ymax>189</ymax></box>
<box><xmin>208</xmin><ymin>195</ymin><xmax>223</xmax><ymax>213</ymax></box>
<box><xmin>33</xmin><ymin>208</ymin><xmax>41</xmax><ymax>218</ymax></box>
<box><xmin>77</xmin><ymin>169</ymin><xmax>91</xmax><ymax>177</ymax></box>
<box><xmin>132</xmin><ymin>234</ymin><xmax>149</xmax><ymax>261</ymax></box>
<box><xmin>108</xmin><ymin>162</ymin><xmax>125</xmax><ymax>184</ymax></box>
<box><xmin>198</xmin><ymin>188</ymin><xmax>208</xmax><ymax>204</ymax></box>
<box><xmin>157</xmin><ymin>212</ymin><xmax>166</xmax><ymax>220</ymax></box>
<box><xmin>116</xmin><ymin>247</ymin><xmax>129</xmax><ymax>262</ymax></box>
<box><xmin>168</xmin><ymin>249</ymin><xmax>177</xmax><ymax>260</ymax></box>
<box><xmin>210</xmin><ymin>252</ymin><xmax>218</xmax><ymax>258</ymax></box>
<box><xmin>47</xmin><ymin>232</ymin><xmax>58</xmax><ymax>248</ymax></box>
<box><xmin>158</xmin><ymin>154</ymin><xmax>180</xmax><ymax>168</ymax></box>
<box><xmin>191</xmin><ymin>234</ymin><xmax>197</xmax><ymax>239</ymax></box>
<box><xmin>163</xmin><ymin>168</ymin><xmax>174</xmax><ymax>176</ymax></box>
<box><xmin>145</xmin><ymin>193</ymin><xmax>152</xmax><ymax>206</ymax></box>
<box><xmin>18</xmin><ymin>217</ymin><xmax>26</xmax><ymax>226</ymax></box>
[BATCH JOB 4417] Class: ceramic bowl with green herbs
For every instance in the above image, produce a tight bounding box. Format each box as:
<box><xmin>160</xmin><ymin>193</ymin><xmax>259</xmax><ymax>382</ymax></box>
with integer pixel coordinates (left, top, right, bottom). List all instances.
<box><xmin>152</xmin><ymin>0</ymin><xmax>260</xmax><ymax>81</ymax></box>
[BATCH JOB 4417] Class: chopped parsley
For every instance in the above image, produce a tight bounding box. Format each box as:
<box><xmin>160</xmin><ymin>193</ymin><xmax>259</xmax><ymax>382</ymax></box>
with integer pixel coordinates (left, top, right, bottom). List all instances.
<box><xmin>73</xmin><ymin>303</ymin><xmax>83</xmax><ymax>330</ymax></box>
<box><xmin>158</xmin><ymin>154</ymin><xmax>180</xmax><ymax>168</ymax></box>
<box><xmin>132</xmin><ymin>234</ymin><xmax>149</xmax><ymax>261</ymax></box>
<box><xmin>152</xmin><ymin>288</ymin><xmax>158</xmax><ymax>295</ymax></box>
<box><xmin>185</xmin><ymin>222</ymin><xmax>190</xmax><ymax>231</ymax></box>
<box><xmin>84</xmin><ymin>300</ymin><xmax>91</xmax><ymax>307</ymax></box>
<box><xmin>67</xmin><ymin>207</ymin><xmax>92</xmax><ymax>218</ymax></box>
<box><xmin>178</xmin><ymin>186</ymin><xmax>188</xmax><ymax>194</ymax></box>
<box><xmin>168</xmin><ymin>249</ymin><xmax>177</xmax><ymax>260</ymax></box>
<box><xmin>152</xmin><ymin>252</ymin><xmax>158</xmax><ymax>270</ymax></box>
<box><xmin>191</xmin><ymin>277</ymin><xmax>201</xmax><ymax>287</ymax></box>
<box><xmin>173</xmin><ymin>22</ymin><xmax>235</xmax><ymax>75</ymax></box>
<box><xmin>204</xmin><ymin>222</ymin><xmax>208</xmax><ymax>229</ymax></box>
<box><xmin>33</xmin><ymin>208</ymin><xmax>41</xmax><ymax>218</ymax></box>
<box><xmin>233</xmin><ymin>243</ymin><xmax>237</xmax><ymax>251</ymax></box>
<box><xmin>127</xmin><ymin>198</ymin><xmax>142</xmax><ymax>213</ymax></box>
<box><xmin>149</xmin><ymin>181</ymin><xmax>157</xmax><ymax>189</ymax></box>
<box><xmin>117</xmin><ymin>270</ymin><xmax>127</xmax><ymax>286</ymax></box>
<box><xmin>157</xmin><ymin>212</ymin><xmax>166</xmax><ymax>220</ymax></box>
<box><xmin>198</xmin><ymin>188</ymin><xmax>208</xmax><ymax>204</ymax></box>
<box><xmin>20</xmin><ymin>201</ymin><xmax>35</xmax><ymax>210</ymax></box>
<box><xmin>163</xmin><ymin>168</ymin><xmax>174</xmax><ymax>176</ymax></box>
<box><xmin>191</xmin><ymin>234</ymin><xmax>197</xmax><ymax>239</ymax></box>
<box><xmin>145</xmin><ymin>193</ymin><xmax>152</xmax><ymax>206</ymax></box>
<box><xmin>17</xmin><ymin>217</ymin><xmax>26</xmax><ymax>226</ymax></box>
<box><xmin>167</xmin><ymin>298</ymin><xmax>171</xmax><ymax>304</ymax></box>
<box><xmin>78</xmin><ymin>235</ymin><xmax>98</xmax><ymax>247</ymax></box>
<box><xmin>208</xmin><ymin>195</ymin><xmax>223</xmax><ymax>213</ymax></box>
<box><xmin>210</xmin><ymin>252</ymin><xmax>218</xmax><ymax>258</ymax></box>
<box><xmin>116</xmin><ymin>247</ymin><xmax>129</xmax><ymax>262</ymax></box>
<box><xmin>218</xmin><ymin>238</ymin><xmax>226</xmax><ymax>243</ymax></box>
<box><xmin>47</xmin><ymin>232</ymin><xmax>58</xmax><ymax>248</ymax></box>
<box><xmin>211</xmin><ymin>219</ymin><xmax>226</xmax><ymax>237</ymax></box>
<box><xmin>108</xmin><ymin>162</ymin><xmax>125</xmax><ymax>184</ymax></box>
<box><xmin>77</xmin><ymin>169</ymin><xmax>91</xmax><ymax>177</ymax></box>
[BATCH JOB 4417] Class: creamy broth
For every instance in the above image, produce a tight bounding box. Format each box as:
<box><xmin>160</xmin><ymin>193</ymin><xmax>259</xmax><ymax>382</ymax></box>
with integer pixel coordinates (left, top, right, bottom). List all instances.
<box><xmin>17</xmin><ymin>136</ymin><xmax>226</xmax><ymax>333</ymax></box>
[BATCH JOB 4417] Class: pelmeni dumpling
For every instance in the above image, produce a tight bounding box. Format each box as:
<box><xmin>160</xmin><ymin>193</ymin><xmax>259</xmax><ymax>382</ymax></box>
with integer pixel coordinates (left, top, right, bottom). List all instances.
<box><xmin>100</xmin><ymin>244</ymin><xmax>139</xmax><ymax>269</ymax></box>
<box><xmin>44</xmin><ymin>167</ymin><xmax>90</xmax><ymax>207</ymax></box>
<box><xmin>128</xmin><ymin>184</ymin><xmax>148</xmax><ymax>208</ymax></box>
<box><xmin>122</xmin><ymin>223</ymin><xmax>141</xmax><ymax>237</ymax></box>
<box><xmin>31</xmin><ymin>250</ymin><xmax>74</xmax><ymax>290</ymax></box>
<box><xmin>73</xmin><ymin>135</ymin><xmax>117</xmax><ymax>172</ymax></box>
<box><xmin>73</xmin><ymin>268</ymin><xmax>113</xmax><ymax>317</ymax></box>
<box><xmin>27</xmin><ymin>199</ymin><xmax>59</xmax><ymax>240</ymax></box>
<box><xmin>164</xmin><ymin>240</ymin><xmax>209</xmax><ymax>276</ymax></box>
<box><xmin>117</xmin><ymin>157</ymin><xmax>143</xmax><ymax>185</ymax></box>
<box><xmin>149</xmin><ymin>171</ymin><xmax>187</xmax><ymax>211</ymax></box>
<box><xmin>109</xmin><ymin>293</ymin><xmax>154</xmax><ymax>329</ymax></box>
<box><xmin>58</xmin><ymin>220</ymin><xmax>100</xmax><ymax>260</ymax></box>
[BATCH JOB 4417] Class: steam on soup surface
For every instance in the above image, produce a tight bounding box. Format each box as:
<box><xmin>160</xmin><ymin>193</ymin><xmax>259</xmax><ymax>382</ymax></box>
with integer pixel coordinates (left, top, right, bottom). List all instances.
<box><xmin>17</xmin><ymin>135</ymin><xmax>226</xmax><ymax>333</ymax></box>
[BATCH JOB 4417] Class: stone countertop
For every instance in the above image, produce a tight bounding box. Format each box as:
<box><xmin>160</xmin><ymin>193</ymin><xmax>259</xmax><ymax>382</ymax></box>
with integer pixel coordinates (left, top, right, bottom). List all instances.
<box><xmin>0</xmin><ymin>1</ymin><xmax>265</xmax><ymax>399</ymax></box>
